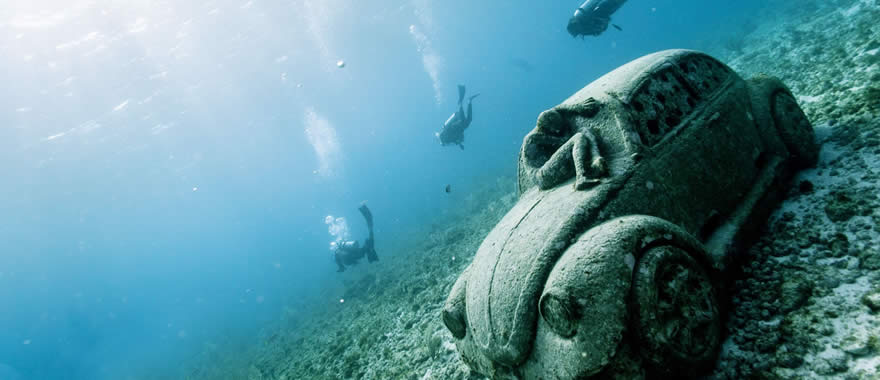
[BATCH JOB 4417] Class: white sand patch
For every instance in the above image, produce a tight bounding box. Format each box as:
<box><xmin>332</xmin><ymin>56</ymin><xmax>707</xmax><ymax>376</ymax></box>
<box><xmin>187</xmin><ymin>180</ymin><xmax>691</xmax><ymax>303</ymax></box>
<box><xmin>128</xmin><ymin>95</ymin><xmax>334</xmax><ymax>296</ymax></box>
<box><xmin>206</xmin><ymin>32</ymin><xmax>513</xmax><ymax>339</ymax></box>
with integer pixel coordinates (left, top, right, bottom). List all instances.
<box><xmin>798</xmin><ymin>94</ymin><xmax>824</xmax><ymax>104</ymax></box>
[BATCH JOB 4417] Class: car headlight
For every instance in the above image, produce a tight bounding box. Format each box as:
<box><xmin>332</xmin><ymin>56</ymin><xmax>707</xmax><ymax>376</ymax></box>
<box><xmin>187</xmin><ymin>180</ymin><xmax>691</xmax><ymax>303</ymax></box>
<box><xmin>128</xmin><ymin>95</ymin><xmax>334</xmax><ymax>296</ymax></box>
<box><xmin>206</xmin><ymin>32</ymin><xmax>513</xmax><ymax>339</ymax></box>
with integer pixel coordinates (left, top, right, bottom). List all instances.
<box><xmin>539</xmin><ymin>290</ymin><xmax>578</xmax><ymax>337</ymax></box>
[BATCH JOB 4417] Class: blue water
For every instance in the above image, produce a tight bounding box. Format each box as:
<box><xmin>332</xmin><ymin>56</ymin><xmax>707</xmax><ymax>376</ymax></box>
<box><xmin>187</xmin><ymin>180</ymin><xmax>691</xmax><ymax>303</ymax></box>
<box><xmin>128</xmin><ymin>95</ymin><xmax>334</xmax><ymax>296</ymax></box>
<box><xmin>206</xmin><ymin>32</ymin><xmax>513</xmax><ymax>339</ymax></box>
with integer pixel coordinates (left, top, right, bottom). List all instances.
<box><xmin>0</xmin><ymin>1</ymin><xmax>768</xmax><ymax>378</ymax></box>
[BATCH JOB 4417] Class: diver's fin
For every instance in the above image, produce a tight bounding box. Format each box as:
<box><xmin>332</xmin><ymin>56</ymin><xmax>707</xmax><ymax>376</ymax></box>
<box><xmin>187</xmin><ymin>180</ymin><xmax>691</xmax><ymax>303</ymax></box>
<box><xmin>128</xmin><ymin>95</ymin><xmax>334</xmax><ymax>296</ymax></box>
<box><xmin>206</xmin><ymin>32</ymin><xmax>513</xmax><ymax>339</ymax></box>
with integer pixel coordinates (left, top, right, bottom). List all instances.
<box><xmin>457</xmin><ymin>85</ymin><xmax>466</xmax><ymax>105</ymax></box>
<box><xmin>358</xmin><ymin>203</ymin><xmax>374</xmax><ymax>232</ymax></box>
<box><xmin>468</xmin><ymin>93</ymin><xmax>480</xmax><ymax>102</ymax></box>
<box><xmin>612</xmin><ymin>24</ymin><xmax>622</xmax><ymax>31</ymax></box>
<box><xmin>366</xmin><ymin>242</ymin><xmax>378</xmax><ymax>263</ymax></box>
<box><xmin>361</xmin><ymin>204</ymin><xmax>378</xmax><ymax>263</ymax></box>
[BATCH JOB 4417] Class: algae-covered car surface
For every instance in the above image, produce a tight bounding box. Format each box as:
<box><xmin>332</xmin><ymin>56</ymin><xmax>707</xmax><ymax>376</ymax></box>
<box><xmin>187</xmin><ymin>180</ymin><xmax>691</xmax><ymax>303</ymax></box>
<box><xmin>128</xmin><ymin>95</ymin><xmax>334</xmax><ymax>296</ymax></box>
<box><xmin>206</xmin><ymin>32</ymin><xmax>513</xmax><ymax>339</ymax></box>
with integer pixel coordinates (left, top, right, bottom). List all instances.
<box><xmin>441</xmin><ymin>49</ymin><xmax>818</xmax><ymax>379</ymax></box>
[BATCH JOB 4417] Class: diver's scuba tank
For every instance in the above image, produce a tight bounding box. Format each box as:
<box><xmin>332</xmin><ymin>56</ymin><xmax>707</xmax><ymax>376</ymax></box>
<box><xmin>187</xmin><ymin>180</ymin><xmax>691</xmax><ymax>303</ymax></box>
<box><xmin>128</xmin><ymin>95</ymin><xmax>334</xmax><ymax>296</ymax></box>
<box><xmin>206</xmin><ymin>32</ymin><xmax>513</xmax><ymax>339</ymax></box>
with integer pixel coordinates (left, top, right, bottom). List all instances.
<box><xmin>338</xmin><ymin>240</ymin><xmax>359</xmax><ymax>253</ymax></box>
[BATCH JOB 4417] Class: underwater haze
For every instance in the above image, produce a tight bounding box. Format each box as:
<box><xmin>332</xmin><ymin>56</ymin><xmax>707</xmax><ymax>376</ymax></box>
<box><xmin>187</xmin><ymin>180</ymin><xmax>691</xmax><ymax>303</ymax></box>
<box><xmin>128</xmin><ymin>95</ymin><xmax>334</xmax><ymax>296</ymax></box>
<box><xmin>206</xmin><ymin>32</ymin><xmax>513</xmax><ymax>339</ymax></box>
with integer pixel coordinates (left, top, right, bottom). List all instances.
<box><xmin>1</xmin><ymin>0</ymin><xmax>768</xmax><ymax>378</ymax></box>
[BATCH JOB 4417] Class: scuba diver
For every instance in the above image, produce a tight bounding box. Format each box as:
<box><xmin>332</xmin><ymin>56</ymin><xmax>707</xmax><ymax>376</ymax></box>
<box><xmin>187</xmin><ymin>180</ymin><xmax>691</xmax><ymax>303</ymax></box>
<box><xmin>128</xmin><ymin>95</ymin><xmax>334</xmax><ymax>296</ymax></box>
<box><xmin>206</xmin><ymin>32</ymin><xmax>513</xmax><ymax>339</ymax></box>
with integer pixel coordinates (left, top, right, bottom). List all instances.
<box><xmin>437</xmin><ymin>85</ymin><xmax>479</xmax><ymax>150</ymax></box>
<box><xmin>567</xmin><ymin>0</ymin><xmax>628</xmax><ymax>37</ymax></box>
<box><xmin>330</xmin><ymin>203</ymin><xmax>379</xmax><ymax>272</ymax></box>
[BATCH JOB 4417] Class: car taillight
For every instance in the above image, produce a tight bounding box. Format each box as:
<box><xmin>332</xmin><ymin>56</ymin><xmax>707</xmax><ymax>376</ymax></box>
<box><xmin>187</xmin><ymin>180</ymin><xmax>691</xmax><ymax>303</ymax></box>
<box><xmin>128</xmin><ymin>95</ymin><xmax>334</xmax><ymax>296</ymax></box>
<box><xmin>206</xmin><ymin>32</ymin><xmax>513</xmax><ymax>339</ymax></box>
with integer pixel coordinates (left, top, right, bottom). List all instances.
<box><xmin>442</xmin><ymin>306</ymin><xmax>467</xmax><ymax>339</ymax></box>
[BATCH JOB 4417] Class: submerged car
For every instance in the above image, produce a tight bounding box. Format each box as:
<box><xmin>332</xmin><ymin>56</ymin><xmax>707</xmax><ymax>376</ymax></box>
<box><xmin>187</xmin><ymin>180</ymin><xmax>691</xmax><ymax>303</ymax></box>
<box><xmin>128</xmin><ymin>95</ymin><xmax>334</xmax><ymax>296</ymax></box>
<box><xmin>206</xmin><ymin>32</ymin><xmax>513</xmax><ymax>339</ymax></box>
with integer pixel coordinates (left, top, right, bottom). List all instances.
<box><xmin>442</xmin><ymin>49</ymin><xmax>817</xmax><ymax>379</ymax></box>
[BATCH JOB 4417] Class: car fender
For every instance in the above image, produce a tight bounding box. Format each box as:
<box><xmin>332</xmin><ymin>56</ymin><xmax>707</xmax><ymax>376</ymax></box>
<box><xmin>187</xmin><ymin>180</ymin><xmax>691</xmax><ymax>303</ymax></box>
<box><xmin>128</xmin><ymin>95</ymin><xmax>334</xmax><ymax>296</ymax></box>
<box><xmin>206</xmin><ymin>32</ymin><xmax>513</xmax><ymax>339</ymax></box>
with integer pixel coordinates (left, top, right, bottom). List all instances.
<box><xmin>520</xmin><ymin>215</ymin><xmax>715</xmax><ymax>378</ymax></box>
<box><xmin>746</xmin><ymin>75</ymin><xmax>819</xmax><ymax>167</ymax></box>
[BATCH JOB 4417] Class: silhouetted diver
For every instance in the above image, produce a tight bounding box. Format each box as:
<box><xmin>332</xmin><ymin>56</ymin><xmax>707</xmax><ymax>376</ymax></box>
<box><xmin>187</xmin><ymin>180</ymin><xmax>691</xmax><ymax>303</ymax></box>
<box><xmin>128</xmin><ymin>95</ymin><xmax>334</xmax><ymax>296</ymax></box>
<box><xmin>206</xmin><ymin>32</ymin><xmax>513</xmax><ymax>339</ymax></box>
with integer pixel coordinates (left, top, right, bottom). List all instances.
<box><xmin>437</xmin><ymin>85</ymin><xmax>479</xmax><ymax>150</ymax></box>
<box><xmin>567</xmin><ymin>0</ymin><xmax>628</xmax><ymax>37</ymax></box>
<box><xmin>333</xmin><ymin>204</ymin><xmax>379</xmax><ymax>272</ymax></box>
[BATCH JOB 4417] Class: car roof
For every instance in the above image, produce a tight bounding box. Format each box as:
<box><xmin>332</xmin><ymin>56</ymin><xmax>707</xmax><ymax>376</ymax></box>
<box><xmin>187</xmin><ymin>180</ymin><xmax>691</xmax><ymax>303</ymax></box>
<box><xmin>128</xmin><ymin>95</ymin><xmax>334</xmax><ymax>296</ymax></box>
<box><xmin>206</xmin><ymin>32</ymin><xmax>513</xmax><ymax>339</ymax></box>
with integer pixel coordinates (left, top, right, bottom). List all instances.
<box><xmin>551</xmin><ymin>50</ymin><xmax>735</xmax><ymax>150</ymax></box>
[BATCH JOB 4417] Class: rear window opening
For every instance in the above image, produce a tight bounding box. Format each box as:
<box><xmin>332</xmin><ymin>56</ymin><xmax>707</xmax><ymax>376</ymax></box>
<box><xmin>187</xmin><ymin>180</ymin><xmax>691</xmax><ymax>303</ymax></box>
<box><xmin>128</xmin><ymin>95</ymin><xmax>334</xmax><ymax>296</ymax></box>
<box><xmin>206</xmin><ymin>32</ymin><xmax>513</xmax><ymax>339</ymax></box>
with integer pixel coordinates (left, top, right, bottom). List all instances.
<box><xmin>628</xmin><ymin>54</ymin><xmax>733</xmax><ymax>146</ymax></box>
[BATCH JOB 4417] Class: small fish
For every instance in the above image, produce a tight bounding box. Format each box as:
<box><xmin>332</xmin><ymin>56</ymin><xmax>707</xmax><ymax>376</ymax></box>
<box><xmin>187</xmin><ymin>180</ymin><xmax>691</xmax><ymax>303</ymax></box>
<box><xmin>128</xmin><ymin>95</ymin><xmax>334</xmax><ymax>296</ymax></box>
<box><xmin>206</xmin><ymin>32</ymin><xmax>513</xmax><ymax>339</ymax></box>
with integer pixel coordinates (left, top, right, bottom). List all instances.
<box><xmin>510</xmin><ymin>57</ymin><xmax>535</xmax><ymax>73</ymax></box>
<box><xmin>612</xmin><ymin>23</ymin><xmax>622</xmax><ymax>31</ymax></box>
<box><xmin>445</xmin><ymin>184</ymin><xmax>451</xmax><ymax>193</ymax></box>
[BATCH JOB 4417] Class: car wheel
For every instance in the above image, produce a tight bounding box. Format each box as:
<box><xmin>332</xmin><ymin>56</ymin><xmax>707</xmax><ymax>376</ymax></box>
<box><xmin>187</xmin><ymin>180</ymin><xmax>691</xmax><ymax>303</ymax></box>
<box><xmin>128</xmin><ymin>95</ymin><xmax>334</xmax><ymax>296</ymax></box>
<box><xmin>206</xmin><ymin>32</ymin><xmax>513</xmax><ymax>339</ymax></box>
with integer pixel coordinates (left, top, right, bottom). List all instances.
<box><xmin>771</xmin><ymin>92</ymin><xmax>819</xmax><ymax>168</ymax></box>
<box><xmin>631</xmin><ymin>245</ymin><xmax>721</xmax><ymax>377</ymax></box>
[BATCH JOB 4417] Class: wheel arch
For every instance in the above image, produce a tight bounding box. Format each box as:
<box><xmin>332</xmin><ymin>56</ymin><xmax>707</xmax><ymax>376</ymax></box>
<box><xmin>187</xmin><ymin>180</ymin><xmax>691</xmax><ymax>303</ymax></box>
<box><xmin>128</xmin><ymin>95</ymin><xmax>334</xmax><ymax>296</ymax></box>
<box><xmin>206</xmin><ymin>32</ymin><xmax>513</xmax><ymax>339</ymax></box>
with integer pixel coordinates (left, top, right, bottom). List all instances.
<box><xmin>746</xmin><ymin>74</ymin><xmax>819</xmax><ymax>168</ymax></box>
<box><xmin>523</xmin><ymin>215</ymin><xmax>720</xmax><ymax>378</ymax></box>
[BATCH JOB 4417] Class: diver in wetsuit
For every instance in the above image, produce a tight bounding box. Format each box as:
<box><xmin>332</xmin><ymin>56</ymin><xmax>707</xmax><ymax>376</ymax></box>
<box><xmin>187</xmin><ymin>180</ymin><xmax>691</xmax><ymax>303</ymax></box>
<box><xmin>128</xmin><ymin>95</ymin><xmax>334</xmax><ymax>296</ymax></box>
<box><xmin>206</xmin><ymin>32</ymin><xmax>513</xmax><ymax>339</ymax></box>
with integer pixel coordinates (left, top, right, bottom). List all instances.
<box><xmin>333</xmin><ymin>204</ymin><xmax>379</xmax><ymax>272</ymax></box>
<box><xmin>567</xmin><ymin>0</ymin><xmax>628</xmax><ymax>37</ymax></box>
<box><xmin>437</xmin><ymin>85</ymin><xmax>480</xmax><ymax>150</ymax></box>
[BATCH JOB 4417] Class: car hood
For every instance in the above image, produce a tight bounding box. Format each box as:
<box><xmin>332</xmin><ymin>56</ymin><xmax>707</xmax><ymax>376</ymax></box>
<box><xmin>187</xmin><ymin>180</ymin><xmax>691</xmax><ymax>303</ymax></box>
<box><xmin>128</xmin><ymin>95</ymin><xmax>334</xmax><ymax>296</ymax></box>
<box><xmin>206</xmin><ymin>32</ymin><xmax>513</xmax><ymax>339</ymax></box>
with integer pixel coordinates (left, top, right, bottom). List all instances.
<box><xmin>465</xmin><ymin>179</ymin><xmax>616</xmax><ymax>366</ymax></box>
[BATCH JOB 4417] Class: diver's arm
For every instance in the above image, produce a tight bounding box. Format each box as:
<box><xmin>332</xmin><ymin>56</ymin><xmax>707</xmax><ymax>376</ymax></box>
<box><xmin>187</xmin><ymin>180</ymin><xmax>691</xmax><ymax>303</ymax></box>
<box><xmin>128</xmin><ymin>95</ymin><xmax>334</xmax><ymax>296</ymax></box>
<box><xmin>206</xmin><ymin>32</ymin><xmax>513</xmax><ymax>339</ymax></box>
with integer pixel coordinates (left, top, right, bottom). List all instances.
<box><xmin>334</xmin><ymin>248</ymin><xmax>345</xmax><ymax>271</ymax></box>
